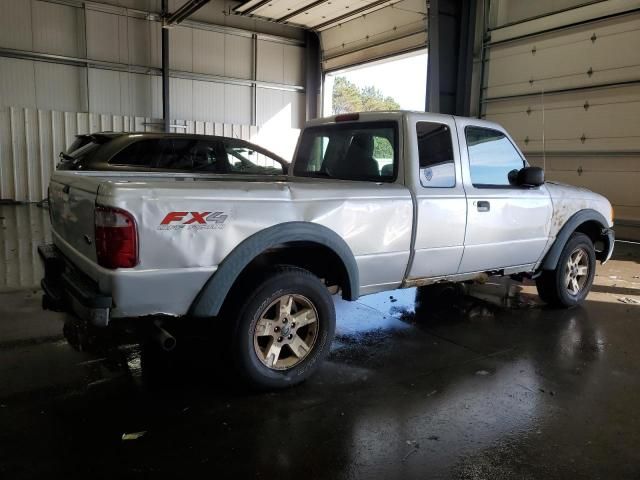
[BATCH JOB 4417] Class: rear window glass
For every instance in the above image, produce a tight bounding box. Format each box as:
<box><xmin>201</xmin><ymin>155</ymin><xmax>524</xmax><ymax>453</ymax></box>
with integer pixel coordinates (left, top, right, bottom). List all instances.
<box><xmin>110</xmin><ymin>138</ymin><xmax>206</xmax><ymax>170</ymax></box>
<box><xmin>226</xmin><ymin>146</ymin><xmax>285</xmax><ymax>175</ymax></box>
<box><xmin>56</xmin><ymin>141</ymin><xmax>101</xmax><ymax>170</ymax></box>
<box><xmin>293</xmin><ymin>122</ymin><xmax>397</xmax><ymax>182</ymax></box>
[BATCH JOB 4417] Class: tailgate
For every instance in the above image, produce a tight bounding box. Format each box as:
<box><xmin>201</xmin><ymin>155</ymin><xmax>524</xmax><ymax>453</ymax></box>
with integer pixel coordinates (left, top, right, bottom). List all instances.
<box><xmin>49</xmin><ymin>173</ymin><xmax>100</xmax><ymax>263</ymax></box>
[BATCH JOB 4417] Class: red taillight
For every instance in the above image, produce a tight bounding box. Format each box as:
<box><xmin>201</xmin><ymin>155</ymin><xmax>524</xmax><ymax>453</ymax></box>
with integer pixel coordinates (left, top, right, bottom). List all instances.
<box><xmin>95</xmin><ymin>206</ymin><xmax>138</xmax><ymax>269</ymax></box>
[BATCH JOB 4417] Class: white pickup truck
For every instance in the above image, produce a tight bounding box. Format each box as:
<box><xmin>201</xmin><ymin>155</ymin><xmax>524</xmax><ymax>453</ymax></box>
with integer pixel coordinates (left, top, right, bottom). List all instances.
<box><xmin>40</xmin><ymin>111</ymin><xmax>615</xmax><ymax>388</ymax></box>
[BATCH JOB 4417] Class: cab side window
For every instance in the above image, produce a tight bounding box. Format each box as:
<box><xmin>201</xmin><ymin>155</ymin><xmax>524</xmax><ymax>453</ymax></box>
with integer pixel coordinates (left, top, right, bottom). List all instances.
<box><xmin>416</xmin><ymin>122</ymin><xmax>455</xmax><ymax>187</ymax></box>
<box><xmin>465</xmin><ymin>127</ymin><xmax>525</xmax><ymax>187</ymax></box>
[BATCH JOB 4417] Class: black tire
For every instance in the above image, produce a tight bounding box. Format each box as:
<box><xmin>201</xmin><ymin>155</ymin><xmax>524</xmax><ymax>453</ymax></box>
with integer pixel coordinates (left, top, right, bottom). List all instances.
<box><xmin>231</xmin><ymin>265</ymin><xmax>335</xmax><ymax>390</ymax></box>
<box><xmin>536</xmin><ymin>232</ymin><xmax>596</xmax><ymax>308</ymax></box>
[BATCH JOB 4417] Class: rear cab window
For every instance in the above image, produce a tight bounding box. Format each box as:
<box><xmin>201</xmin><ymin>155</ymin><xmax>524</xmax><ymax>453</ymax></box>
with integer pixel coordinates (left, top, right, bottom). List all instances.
<box><xmin>293</xmin><ymin>121</ymin><xmax>398</xmax><ymax>182</ymax></box>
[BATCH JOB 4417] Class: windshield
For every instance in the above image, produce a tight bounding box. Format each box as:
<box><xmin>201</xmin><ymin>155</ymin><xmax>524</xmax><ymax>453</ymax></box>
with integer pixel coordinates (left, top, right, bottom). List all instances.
<box><xmin>293</xmin><ymin>122</ymin><xmax>398</xmax><ymax>182</ymax></box>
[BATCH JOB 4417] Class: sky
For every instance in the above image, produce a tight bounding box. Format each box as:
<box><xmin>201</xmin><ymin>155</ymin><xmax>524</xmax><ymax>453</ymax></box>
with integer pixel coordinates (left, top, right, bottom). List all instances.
<box><xmin>326</xmin><ymin>50</ymin><xmax>428</xmax><ymax>112</ymax></box>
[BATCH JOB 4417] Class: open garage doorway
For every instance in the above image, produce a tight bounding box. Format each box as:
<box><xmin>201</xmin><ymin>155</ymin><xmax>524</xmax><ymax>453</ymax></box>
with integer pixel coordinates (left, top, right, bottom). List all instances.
<box><xmin>323</xmin><ymin>50</ymin><xmax>428</xmax><ymax>116</ymax></box>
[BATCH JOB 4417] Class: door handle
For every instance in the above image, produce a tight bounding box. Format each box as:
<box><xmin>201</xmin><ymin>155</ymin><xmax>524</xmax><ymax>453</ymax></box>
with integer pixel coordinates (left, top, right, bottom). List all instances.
<box><xmin>477</xmin><ymin>201</ymin><xmax>490</xmax><ymax>212</ymax></box>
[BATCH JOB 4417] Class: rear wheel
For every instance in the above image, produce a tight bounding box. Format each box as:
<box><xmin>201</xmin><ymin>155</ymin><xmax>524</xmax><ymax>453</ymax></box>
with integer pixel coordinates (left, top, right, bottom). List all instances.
<box><xmin>232</xmin><ymin>266</ymin><xmax>335</xmax><ymax>389</ymax></box>
<box><xmin>536</xmin><ymin>232</ymin><xmax>596</xmax><ymax>308</ymax></box>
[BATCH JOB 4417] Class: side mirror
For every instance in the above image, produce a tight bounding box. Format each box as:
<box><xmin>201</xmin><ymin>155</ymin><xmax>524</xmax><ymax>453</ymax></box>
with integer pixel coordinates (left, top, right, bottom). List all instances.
<box><xmin>517</xmin><ymin>166</ymin><xmax>544</xmax><ymax>187</ymax></box>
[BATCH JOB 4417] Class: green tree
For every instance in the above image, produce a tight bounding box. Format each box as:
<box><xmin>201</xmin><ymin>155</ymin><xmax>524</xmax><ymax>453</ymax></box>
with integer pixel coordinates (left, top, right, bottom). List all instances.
<box><xmin>331</xmin><ymin>77</ymin><xmax>400</xmax><ymax>115</ymax></box>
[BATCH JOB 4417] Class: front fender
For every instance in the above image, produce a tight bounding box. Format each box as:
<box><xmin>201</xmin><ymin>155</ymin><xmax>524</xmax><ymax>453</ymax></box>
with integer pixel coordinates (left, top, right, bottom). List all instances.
<box><xmin>541</xmin><ymin>209</ymin><xmax>613</xmax><ymax>270</ymax></box>
<box><xmin>189</xmin><ymin>222</ymin><xmax>359</xmax><ymax>318</ymax></box>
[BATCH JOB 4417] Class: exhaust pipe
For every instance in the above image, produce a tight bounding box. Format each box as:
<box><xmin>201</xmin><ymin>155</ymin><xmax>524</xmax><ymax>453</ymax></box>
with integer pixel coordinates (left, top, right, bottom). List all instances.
<box><xmin>152</xmin><ymin>320</ymin><xmax>177</xmax><ymax>352</ymax></box>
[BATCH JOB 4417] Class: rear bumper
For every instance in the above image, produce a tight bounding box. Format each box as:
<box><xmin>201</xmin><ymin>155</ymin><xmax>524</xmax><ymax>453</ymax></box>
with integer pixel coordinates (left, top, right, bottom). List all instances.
<box><xmin>39</xmin><ymin>244</ymin><xmax>112</xmax><ymax>327</ymax></box>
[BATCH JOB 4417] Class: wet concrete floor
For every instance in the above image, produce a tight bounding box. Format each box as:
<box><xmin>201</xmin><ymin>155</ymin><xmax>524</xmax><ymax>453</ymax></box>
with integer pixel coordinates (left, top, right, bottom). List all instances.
<box><xmin>1</xmin><ymin>204</ymin><xmax>640</xmax><ymax>479</ymax></box>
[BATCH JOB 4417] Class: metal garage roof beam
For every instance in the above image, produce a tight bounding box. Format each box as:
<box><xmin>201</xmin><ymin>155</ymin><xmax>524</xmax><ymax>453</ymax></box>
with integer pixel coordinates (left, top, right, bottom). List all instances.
<box><xmin>164</xmin><ymin>0</ymin><xmax>211</xmax><ymax>27</ymax></box>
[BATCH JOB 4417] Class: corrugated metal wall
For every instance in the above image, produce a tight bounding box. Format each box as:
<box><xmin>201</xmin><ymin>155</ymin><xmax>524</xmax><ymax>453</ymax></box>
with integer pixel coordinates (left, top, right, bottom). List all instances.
<box><xmin>0</xmin><ymin>0</ymin><xmax>307</xmax><ymax>202</ymax></box>
<box><xmin>0</xmin><ymin>204</ymin><xmax>51</xmax><ymax>290</ymax></box>
<box><xmin>0</xmin><ymin>107</ymin><xmax>259</xmax><ymax>202</ymax></box>
<box><xmin>481</xmin><ymin>0</ymin><xmax>640</xmax><ymax>240</ymax></box>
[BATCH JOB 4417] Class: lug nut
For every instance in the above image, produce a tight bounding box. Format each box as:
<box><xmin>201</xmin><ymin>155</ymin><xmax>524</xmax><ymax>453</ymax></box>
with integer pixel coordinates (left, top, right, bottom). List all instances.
<box><xmin>288</xmin><ymin>334</ymin><xmax>293</xmax><ymax>340</ymax></box>
<box><xmin>291</xmin><ymin>322</ymin><xmax>295</xmax><ymax>328</ymax></box>
<box><xmin>282</xmin><ymin>318</ymin><xmax>288</xmax><ymax>324</ymax></box>
<box><xmin>274</xmin><ymin>326</ymin><xmax>280</xmax><ymax>332</ymax></box>
<box><xmin>277</xmin><ymin>336</ymin><xmax>283</xmax><ymax>342</ymax></box>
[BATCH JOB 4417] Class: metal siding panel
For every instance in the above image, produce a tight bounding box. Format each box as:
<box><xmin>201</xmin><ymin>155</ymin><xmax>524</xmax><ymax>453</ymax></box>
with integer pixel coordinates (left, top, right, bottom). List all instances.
<box><xmin>170</xmin><ymin>26</ymin><xmax>193</xmax><ymax>72</ymax></box>
<box><xmin>0</xmin><ymin>0</ymin><xmax>32</xmax><ymax>50</ymax></box>
<box><xmin>118</xmin><ymin>14</ymin><xmax>129</xmax><ymax>64</ymax></box>
<box><xmin>193</xmin><ymin>29</ymin><xmax>225</xmax><ymax>76</ymax></box>
<box><xmin>0</xmin><ymin>58</ymin><xmax>37</xmax><ymax>110</ymax></box>
<box><xmin>51</xmin><ymin>110</ymin><xmax>66</xmax><ymax>173</ymax></box>
<box><xmin>128</xmin><ymin>17</ymin><xmax>153</xmax><ymax>67</ymax></box>
<box><xmin>256</xmin><ymin>87</ymin><xmax>283</xmax><ymax>126</ymax></box>
<box><xmin>32</xmin><ymin>1</ymin><xmax>82</xmax><ymax>57</ymax></box>
<box><xmin>151</xmin><ymin>75</ymin><xmax>163</xmax><ymax>119</ymax></box>
<box><xmin>192</xmin><ymin>80</ymin><xmax>225</xmax><ymax>122</ymax></box>
<box><xmin>123</xmin><ymin>72</ymin><xmax>153</xmax><ymax>117</ymax></box>
<box><xmin>24</xmin><ymin>109</ymin><xmax>41</xmax><ymax>201</ymax></box>
<box><xmin>257</xmin><ymin>40</ymin><xmax>284</xmax><ymax>84</ymax></box>
<box><xmin>134</xmin><ymin>116</ymin><xmax>145</xmax><ymax>132</ymax></box>
<box><xmin>149</xmin><ymin>19</ymin><xmax>162</xmax><ymax>68</ymax></box>
<box><xmin>283</xmin><ymin>44</ymin><xmax>304</xmax><ymax>86</ymax></box>
<box><xmin>88</xmin><ymin>113</ymin><xmax>102</xmax><ymax>133</ymax></box>
<box><xmin>284</xmin><ymin>90</ymin><xmax>305</xmax><ymax>129</ymax></box>
<box><xmin>170</xmin><ymin>77</ymin><xmax>193</xmax><ymax>120</ymax></box>
<box><xmin>224</xmin><ymin>84</ymin><xmax>252</xmax><ymax>125</ymax></box>
<box><xmin>0</xmin><ymin>108</ymin><xmax>14</xmax><ymax>199</ymax></box>
<box><xmin>77</xmin><ymin>112</ymin><xmax>89</xmax><ymax>135</ymax></box>
<box><xmin>64</xmin><ymin>112</ymin><xmax>77</xmax><ymax>149</ymax></box>
<box><xmin>88</xmin><ymin>68</ymin><xmax>122</xmax><ymax>115</ymax></box>
<box><xmin>113</xmin><ymin>115</ymin><xmax>124</xmax><ymax>132</ymax></box>
<box><xmin>224</xmin><ymin>34</ymin><xmax>253</xmax><ymax>80</ymax></box>
<box><xmin>34</xmin><ymin>62</ymin><xmax>86</xmax><ymax>112</ymax></box>
<box><xmin>10</xmin><ymin>108</ymin><xmax>28</xmax><ymax>202</ymax></box>
<box><xmin>86</xmin><ymin>10</ymin><xmax>121</xmax><ymax>63</ymax></box>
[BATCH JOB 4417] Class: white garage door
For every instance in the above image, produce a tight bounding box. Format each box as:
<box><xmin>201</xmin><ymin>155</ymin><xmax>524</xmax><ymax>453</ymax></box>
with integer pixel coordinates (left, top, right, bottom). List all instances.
<box><xmin>482</xmin><ymin>0</ymin><xmax>640</xmax><ymax>240</ymax></box>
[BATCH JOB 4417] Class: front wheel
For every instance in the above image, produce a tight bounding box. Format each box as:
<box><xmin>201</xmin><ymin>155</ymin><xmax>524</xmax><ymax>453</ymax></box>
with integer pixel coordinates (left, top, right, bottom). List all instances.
<box><xmin>232</xmin><ymin>266</ymin><xmax>335</xmax><ymax>389</ymax></box>
<box><xmin>536</xmin><ymin>232</ymin><xmax>596</xmax><ymax>308</ymax></box>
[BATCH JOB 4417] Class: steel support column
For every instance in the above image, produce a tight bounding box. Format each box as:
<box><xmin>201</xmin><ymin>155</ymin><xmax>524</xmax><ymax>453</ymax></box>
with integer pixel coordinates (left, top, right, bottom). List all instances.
<box><xmin>162</xmin><ymin>0</ymin><xmax>170</xmax><ymax>132</ymax></box>
<box><xmin>305</xmin><ymin>30</ymin><xmax>321</xmax><ymax>121</ymax></box>
<box><xmin>426</xmin><ymin>0</ymin><xmax>477</xmax><ymax>115</ymax></box>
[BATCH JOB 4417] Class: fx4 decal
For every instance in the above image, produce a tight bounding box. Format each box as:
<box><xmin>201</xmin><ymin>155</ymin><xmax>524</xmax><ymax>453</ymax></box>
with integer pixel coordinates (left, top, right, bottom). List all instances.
<box><xmin>158</xmin><ymin>211</ymin><xmax>228</xmax><ymax>231</ymax></box>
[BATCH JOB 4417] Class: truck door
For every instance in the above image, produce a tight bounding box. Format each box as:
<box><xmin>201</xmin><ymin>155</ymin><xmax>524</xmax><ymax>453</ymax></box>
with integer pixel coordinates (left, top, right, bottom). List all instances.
<box><xmin>456</xmin><ymin>120</ymin><xmax>552</xmax><ymax>273</ymax></box>
<box><xmin>408</xmin><ymin>117</ymin><xmax>467</xmax><ymax>279</ymax></box>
